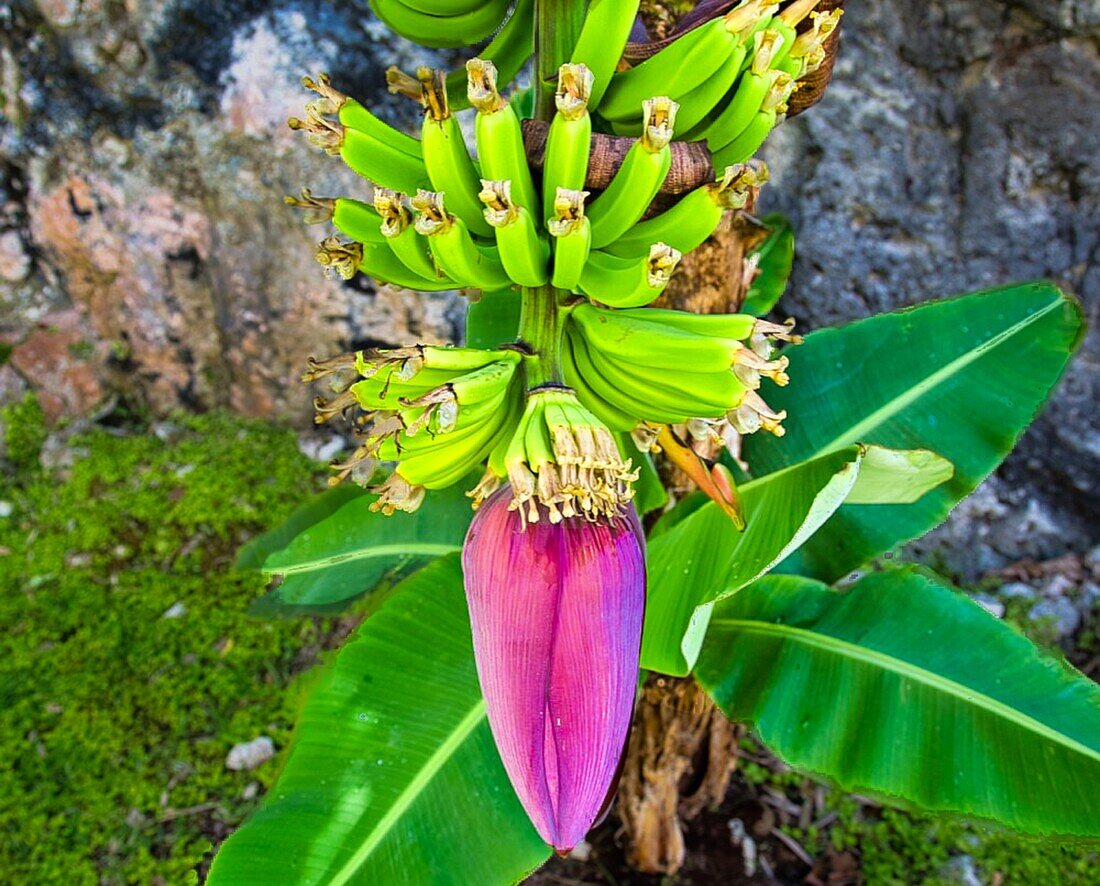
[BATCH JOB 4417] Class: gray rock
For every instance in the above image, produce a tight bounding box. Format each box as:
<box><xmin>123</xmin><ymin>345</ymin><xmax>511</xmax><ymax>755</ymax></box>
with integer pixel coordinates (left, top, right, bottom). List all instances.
<box><xmin>226</xmin><ymin>736</ymin><xmax>276</xmax><ymax>771</ymax></box>
<box><xmin>1029</xmin><ymin>596</ymin><xmax>1082</xmax><ymax>638</ymax></box>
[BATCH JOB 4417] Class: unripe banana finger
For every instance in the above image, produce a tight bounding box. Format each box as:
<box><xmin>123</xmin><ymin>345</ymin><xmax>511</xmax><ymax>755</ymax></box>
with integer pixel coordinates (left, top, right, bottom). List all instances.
<box><xmin>469</xmin><ymin>59</ymin><xmax>540</xmax><ymax>217</ymax></box>
<box><xmin>561</xmin><ymin>332</ymin><xmax>638</xmax><ymax>432</ymax></box>
<box><xmin>412</xmin><ymin>190</ymin><xmax>511</xmax><ymax>290</ymax></box>
<box><xmin>542</xmin><ymin>64</ymin><xmax>594</xmax><ymax>211</ymax></box>
<box><xmin>480</xmin><ymin>180</ymin><xmax>549</xmax><ymax>287</ymax></box>
<box><xmin>588</xmin><ymin>98</ymin><xmax>676</xmax><ymax>249</ymax></box>
<box><xmin>569</xmin><ymin>332</ymin><xmax>688</xmax><ymax>425</ymax></box>
<box><xmin>578</xmin><ymin>244</ymin><xmax>681</xmax><ymax>308</ymax></box>
<box><xmin>571</xmin><ymin>0</ymin><xmax>641</xmax><ymax>108</ymax></box>
<box><xmin>548</xmin><ymin>188</ymin><xmax>591</xmax><ymax>291</ymax></box>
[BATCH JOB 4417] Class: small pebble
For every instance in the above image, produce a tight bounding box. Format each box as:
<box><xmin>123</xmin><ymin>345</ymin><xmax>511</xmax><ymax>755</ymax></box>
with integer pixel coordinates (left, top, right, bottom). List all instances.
<box><xmin>226</xmin><ymin>736</ymin><xmax>275</xmax><ymax>771</ymax></box>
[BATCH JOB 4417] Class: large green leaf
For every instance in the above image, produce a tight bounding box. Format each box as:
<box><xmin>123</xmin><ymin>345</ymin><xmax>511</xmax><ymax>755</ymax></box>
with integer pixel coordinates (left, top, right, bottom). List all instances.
<box><xmin>641</xmin><ymin>445</ymin><xmax>951</xmax><ymax>676</ymax></box>
<box><xmin>741</xmin><ymin>213</ymin><xmax>794</xmax><ymax>317</ymax></box>
<box><xmin>209</xmin><ymin>556</ymin><xmax>551</xmax><ymax>884</ymax></box>
<box><xmin>745</xmin><ymin>283</ymin><xmax>1084</xmax><ymax>581</ymax></box>
<box><xmin>243</xmin><ymin>481</ymin><xmax>474</xmax><ymax>613</ymax></box>
<box><xmin>696</xmin><ymin>568</ymin><xmax>1100</xmax><ymax>836</ymax></box>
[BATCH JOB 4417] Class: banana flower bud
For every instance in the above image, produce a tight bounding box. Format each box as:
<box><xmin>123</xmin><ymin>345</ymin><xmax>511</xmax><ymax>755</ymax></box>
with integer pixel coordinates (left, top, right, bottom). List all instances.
<box><xmin>462</xmin><ymin>489</ymin><xmax>646</xmax><ymax>853</ymax></box>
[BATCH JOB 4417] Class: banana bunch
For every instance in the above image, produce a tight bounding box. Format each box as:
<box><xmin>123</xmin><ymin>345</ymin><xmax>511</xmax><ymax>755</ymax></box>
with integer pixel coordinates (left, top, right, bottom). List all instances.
<box><xmin>290</xmin><ymin>63</ymin><xmax>771</xmax><ymax>302</ymax></box>
<box><xmin>562</xmin><ymin>302</ymin><xmax>797</xmax><ymax>438</ymax></box>
<box><xmin>304</xmin><ymin>344</ymin><xmax>525</xmax><ymax>513</ymax></box>
<box><xmin>583</xmin><ymin>0</ymin><xmax>842</xmax><ymax>166</ymax></box>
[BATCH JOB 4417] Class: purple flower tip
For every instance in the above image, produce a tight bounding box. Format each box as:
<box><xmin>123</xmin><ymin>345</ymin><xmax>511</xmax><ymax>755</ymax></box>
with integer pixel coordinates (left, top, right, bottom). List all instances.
<box><xmin>462</xmin><ymin>488</ymin><xmax>646</xmax><ymax>853</ymax></box>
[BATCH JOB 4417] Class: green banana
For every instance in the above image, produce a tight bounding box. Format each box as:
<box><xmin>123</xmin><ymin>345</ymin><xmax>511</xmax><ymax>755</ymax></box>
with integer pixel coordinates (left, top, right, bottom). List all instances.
<box><xmin>587</xmin><ymin>97</ymin><xmax>677</xmax><ymax>249</ymax></box>
<box><xmin>542</xmin><ymin>64</ymin><xmax>593</xmax><ymax>211</ymax></box>
<box><xmin>698</xmin><ymin>64</ymin><xmax>784</xmax><ymax>152</ymax></box>
<box><xmin>373</xmin><ymin>189</ymin><xmax>445</xmax><ymax>282</ymax></box>
<box><xmin>598</xmin><ymin>1</ymin><xmax>776</xmax><ymax>124</ymax></box>
<box><xmin>642</xmin><ymin>40</ymin><xmax>747</xmax><ymax>139</ymax></box>
<box><xmin>570</xmin><ymin>0</ymin><xmax>640</xmax><ymax>108</ymax></box>
<box><xmin>400</xmin><ymin>359</ymin><xmax>519</xmax><ymax>436</ymax></box>
<box><xmin>568</xmin><ymin>302</ymin><xmax>742</xmax><ymax>372</ymax></box>
<box><xmin>468</xmin><ymin>58</ymin><xmax>540</xmax><ymax>218</ymax></box>
<box><xmin>548</xmin><ymin>188</ymin><xmax>592</xmax><ymax>291</ymax></box>
<box><xmin>576</xmin><ymin>334</ymin><xmax>740</xmax><ymax>421</ymax></box>
<box><xmin>602</xmin><ymin>161</ymin><xmax>770</xmax><ymax>259</ymax></box>
<box><xmin>369</xmin><ymin>0</ymin><xmax>511</xmax><ymax>49</ymax></box>
<box><xmin>288</xmin><ymin>109</ymin><xmax>429</xmax><ymax>194</ymax></box>
<box><xmin>418</xmin><ymin>68</ymin><xmax>494</xmax><ymax>237</ymax></box>
<box><xmin>712</xmin><ymin>72</ymin><xmax>795</xmax><ymax>168</ymax></box>
<box><xmin>779</xmin><ymin>8</ymin><xmax>842</xmax><ymax>80</ymax></box>
<box><xmin>612</xmin><ymin>307</ymin><xmax>757</xmax><ymax>342</ymax></box>
<box><xmin>479</xmin><ymin>180</ymin><xmax>549</xmax><ymax>288</ymax></box>
<box><xmin>560</xmin><ymin>331</ymin><xmax>638</xmax><ymax>432</ymax></box>
<box><xmin>285</xmin><ymin>190</ymin><xmax>389</xmax><ymax>246</ymax></box>
<box><xmin>313</xmin><ymin>237</ymin><xmax>457</xmax><ymax>291</ymax></box>
<box><xmin>301</xmin><ymin>73</ymin><xmax>423</xmax><ymax>158</ymax></box>
<box><xmin>443</xmin><ymin>0</ymin><xmax>535</xmax><ymax>108</ymax></box>
<box><xmin>568</xmin><ymin>330</ymin><xmax>688</xmax><ymax>425</ymax></box>
<box><xmin>578</xmin><ymin>244</ymin><xmax>682</xmax><ymax>308</ymax></box>
<box><xmin>411</xmin><ymin>190</ymin><xmax>511</xmax><ymax>290</ymax></box>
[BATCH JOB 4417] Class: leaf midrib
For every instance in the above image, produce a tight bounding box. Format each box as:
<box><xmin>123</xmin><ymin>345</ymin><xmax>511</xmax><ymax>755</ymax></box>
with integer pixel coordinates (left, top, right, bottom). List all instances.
<box><xmin>810</xmin><ymin>296</ymin><xmax>1062</xmax><ymax>459</ymax></box>
<box><xmin>267</xmin><ymin>543</ymin><xmax>461</xmax><ymax>575</ymax></box>
<box><xmin>328</xmin><ymin>699</ymin><xmax>488</xmax><ymax>886</ymax></box>
<box><xmin>712</xmin><ymin>618</ymin><xmax>1100</xmax><ymax>763</ymax></box>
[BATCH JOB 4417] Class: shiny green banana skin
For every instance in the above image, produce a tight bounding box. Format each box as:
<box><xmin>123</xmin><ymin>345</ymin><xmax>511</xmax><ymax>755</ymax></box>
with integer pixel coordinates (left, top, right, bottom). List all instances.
<box><xmin>569</xmin><ymin>330</ymin><xmax>688</xmax><ymax>425</ymax></box>
<box><xmin>550</xmin><ymin>217</ymin><xmax>591</xmax><ymax>291</ymax></box>
<box><xmin>586</xmin><ymin>142</ymin><xmax>672</xmax><ymax>249</ymax></box>
<box><xmin>601</xmin><ymin>187</ymin><xmax>724</xmax><ymax>259</ymax></box>
<box><xmin>571</xmin><ymin>0</ymin><xmax>641</xmax><ymax>108</ymax></box>
<box><xmin>581</xmin><ymin>337</ymin><xmax>735</xmax><ymax>420</ymax></box>
<box><xmin>560</xmin><ymin>332</ymin><xmax>638</xmax><ymax>432</ymax></box>
<box><xmin>542</xmin><ymin>111</ymin><xmax>591</xmax><ymax>212</ymax></box>
<box><xmin>700</xmin><ymin>69</ymin><xmax>778</xmax><ymax>151</ymax></box>
<box><xmin>384</xmin><ymin>224</ymin><xmax>443</xmax><ymax>281</ymax></box>
<box><xmin>331</xmin><ymin>199</ymin><xmax>389</xmax><ymax>245</ymax></box>
<box><xmin>713</xmin><ymin>109</ymin><xmax>778</xmax><ymax>167</ymax></box>
<box><xmin>491</xmin><ymin>207</ymin><xmax>549</xmax><ymax>287</ymax></box>
<box><xmin>578</xmin><ymin>250</ymin><xmax>666</xmax><ymax>308</ymax></box>
<box><xmin>569</xmin><ymin>303</ymin><xmax>739</xmax><ymax>372</ymax></box>
<box><xmin>358</xmin><ymin>243</ymin><xmax>459</xmax><ymax>291</ymax></box>
<box><xmin>340</xmin><ymin>129</ymin><xmax>430</xmax><ymax>194</ymax></box>
<box><xmin>599</xmin><ymin>18</ymin><xmax>736</xmax><ymax>123</ymax></box>
<box><xmin>613</xmin><ymin>307</ymin><xmax>756</xmax><ymax>341</ymax></box>
<box><xmin>475</xmin><ymin>106</ymin><xmax>540</xmax><ymax>217</ymax></box>
<box><xmin>338</xmin><ymin>100</ymin><xmax>423</xmax><ymax>158</ymax></box>
<box><xmin>445</xmin><ymin>0</ymin><xmax>535</xmax><ymax>109</ymax></box>
<box><xmin>423</xmin><ymin>218</ymin><xmax>511</xmax><ymax>290</ymax></box>
<box><xmin>396</xmin><ymin>389</ymin><xmax>512</xmax><ymax>487</ymax></box>
<box><xmin>422</xmin><ymin>115</ymin><xmax>494</xmax><ymax>237</ymax></box>
<box><xmin>369</xmin><ymin>0</ymin><xmax>509</xmax><ymax>48</ymax></box>
<box><xmin>626</xmin><ymin>43</ymin><xmax>746</xmax><ymax>139</ymax></box>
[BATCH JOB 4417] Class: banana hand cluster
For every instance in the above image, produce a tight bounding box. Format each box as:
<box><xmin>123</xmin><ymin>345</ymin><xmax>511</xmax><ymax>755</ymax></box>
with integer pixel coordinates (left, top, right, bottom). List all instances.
<box><xmin>305</xmin><ymin>345</ymin><xmax>525</xmax><ymax>513</ymax></box>
<box><xmin>563</xmin><ymin>302</ymin><xmax>798</xmax><ymax>439</ymax></box>
<box><xmin>289</xmin><ymin>62</ymin><xmax>769</xmax><ymax>302</ymax></box>
<box><xmin>590</xmin><ymin>0</ymin><xmax>842</xmax><ymax>167</ymax></box>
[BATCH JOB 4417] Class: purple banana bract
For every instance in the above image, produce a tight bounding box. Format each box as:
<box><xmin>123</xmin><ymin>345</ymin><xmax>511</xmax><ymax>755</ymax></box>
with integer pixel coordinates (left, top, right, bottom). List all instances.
<box><xmin>462</xmin><ymin>488</ymin><xmax>646</xmax><ymax>853</ymax></box>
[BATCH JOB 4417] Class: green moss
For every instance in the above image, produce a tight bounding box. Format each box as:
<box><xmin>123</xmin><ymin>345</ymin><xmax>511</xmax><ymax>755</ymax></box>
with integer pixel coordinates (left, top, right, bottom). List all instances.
<box><xmin>1</xmin><ymin>392</ymin><xmax>47</xmax><ymax>471</ymax></box>
<box><xmin>0</xmin><ymin>412</ymin><xmax>329</xmax><ymax>884</ymax></box>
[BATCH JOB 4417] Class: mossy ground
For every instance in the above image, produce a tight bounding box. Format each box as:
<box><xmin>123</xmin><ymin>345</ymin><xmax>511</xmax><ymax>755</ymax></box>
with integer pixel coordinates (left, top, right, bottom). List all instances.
<box><xmin>0</xmin><ymin>400</ymin><xmax>333</xmax><ymax>884</ymax></box>
<box><xmin>1</xmin><ymin>398</ymin><xmax>1096</xmax><ymax>884</ymax></box>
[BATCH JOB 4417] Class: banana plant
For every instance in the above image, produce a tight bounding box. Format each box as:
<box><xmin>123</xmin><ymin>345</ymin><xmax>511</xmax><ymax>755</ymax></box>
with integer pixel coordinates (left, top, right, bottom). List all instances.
<box><xmin>208</xmin><ymin>1</ymin><xmax>1097</xmax><ymax>883</ymax></box>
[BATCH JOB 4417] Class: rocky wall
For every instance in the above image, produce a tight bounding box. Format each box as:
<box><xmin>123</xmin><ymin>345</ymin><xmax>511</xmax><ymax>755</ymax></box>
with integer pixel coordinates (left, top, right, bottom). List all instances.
<box><xmin>1</xmin><ymin>0</ymin><xmax>1097</xmax><ymax>575</ymax></box>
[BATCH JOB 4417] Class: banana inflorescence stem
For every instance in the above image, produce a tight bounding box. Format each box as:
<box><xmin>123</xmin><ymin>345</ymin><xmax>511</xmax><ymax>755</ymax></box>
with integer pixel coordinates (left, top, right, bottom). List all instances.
<box><xmin>526</xmin><ymin>1</ymin><xmax>586</xmax><ymax>387</ymax></box>
<box><xmin>518</xmin><ymin>285</ymin><xmax>570</xmax><ymax>388</ymax></box>
<box><xmin>535</xmin><ymin>0</ymin><xmax>587</xmax><ymax>121</ymax></box>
